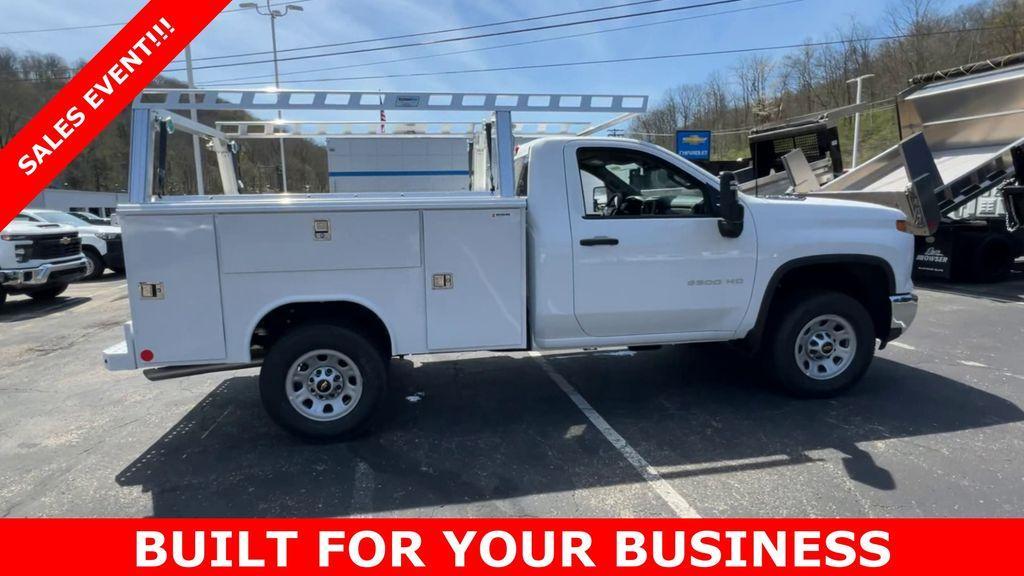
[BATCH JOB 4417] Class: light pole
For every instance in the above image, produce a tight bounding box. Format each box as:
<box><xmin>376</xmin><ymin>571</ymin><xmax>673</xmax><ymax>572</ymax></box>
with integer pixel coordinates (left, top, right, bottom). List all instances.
<box><xmin>846</xmin><ymin>74</ymin><xmax>875</xmax><ymax>169</ymax></box>
<box><xmin>184</xmin><ymin>45</ymin><xmax>205</xmax><ymax>196</ymax></box>
<box><xmin>238</xmin><ymin>1</ymin><xmax>304</xmax><ymax>192</ymax></box>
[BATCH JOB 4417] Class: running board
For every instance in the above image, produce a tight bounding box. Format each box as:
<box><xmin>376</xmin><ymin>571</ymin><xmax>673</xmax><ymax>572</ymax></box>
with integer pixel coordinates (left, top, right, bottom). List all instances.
<box><xmin>143</xmin><ymin>362</ymin><xmax>261</xmax><ymax>382</ymax></box>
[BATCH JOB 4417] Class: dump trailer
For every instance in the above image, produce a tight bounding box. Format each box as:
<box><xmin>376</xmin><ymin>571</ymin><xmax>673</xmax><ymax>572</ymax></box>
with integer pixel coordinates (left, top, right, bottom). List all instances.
<box><xmin>759</xmin><ymin>54</ymin><xmax>1024</xmax><ymax>282</ymax></box>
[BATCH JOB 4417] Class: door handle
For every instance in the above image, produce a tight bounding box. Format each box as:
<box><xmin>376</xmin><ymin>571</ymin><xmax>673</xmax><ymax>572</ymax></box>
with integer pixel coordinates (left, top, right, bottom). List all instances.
<box><xmin>580</xmin><ymin>237</ymin><xmax>620</xmax><ymax>247</ymax></box>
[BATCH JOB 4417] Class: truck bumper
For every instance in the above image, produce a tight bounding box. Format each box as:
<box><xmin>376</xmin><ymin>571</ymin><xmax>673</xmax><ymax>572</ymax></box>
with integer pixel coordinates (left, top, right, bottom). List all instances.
<box><xmin>888</xmin><ymin>293</ymin><xmax>919</xmax><ymax>340</ymax></box>
<box><xmin>1</xmin><ymin>257</ymin><xmax>88</xmax><ymax>291</ymax></box>
<box><xmin>103</xmin><ymin>322</ymin><xmax>138</xmax><ymax>371</ymax></box>
<box><xmin>103</xmin><ymin>238</ymin><xmax>124</xmax><ymax>270</ymax></box>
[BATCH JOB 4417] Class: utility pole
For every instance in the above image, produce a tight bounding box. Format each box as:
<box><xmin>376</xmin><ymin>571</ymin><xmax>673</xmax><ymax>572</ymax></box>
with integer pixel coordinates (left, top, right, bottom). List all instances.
<box><xmin>185</xmin><ymin>46</ymin><xmax>205</xmax><ymax>196</ymax></box>
<box><xmin>846</xmin><ymin>74</ymin><xmax>875</xmax><ymax>169</ymax></box>
<box><xmin>238</xmin><ymin>1</ymin><xmax>304</xmax><ymax>192</ymax></box>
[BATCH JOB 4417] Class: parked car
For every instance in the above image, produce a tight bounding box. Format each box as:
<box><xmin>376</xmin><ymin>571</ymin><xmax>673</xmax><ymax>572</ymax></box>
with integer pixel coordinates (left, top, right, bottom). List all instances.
<box><xmin>1</xmin><ymin>220</ymin><xmax>88</xmax><ymax>310</ymax></box>
<box><xmin>19</xmin><ymin>209</ymin><xmax>123</xmax><ymax>280</ymax></box>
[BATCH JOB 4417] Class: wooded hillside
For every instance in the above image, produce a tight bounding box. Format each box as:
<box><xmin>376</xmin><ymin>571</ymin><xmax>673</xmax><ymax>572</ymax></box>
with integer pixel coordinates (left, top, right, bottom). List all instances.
<box><xmin>0</xmin><ymin>49</ymin><xmax>327</xmax><ymax>195</ymax></box>
<box><xmin>631</xmin><ymin>0</ymin><xmax>1024</xmax><ymax>163</ymax></box>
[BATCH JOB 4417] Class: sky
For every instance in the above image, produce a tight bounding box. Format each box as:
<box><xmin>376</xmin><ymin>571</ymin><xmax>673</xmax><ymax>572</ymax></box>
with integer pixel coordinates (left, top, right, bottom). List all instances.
<box><xmin>0</xmin><ymin>0</ymin><xmax>978</xmax><ymax>125</ymax></box>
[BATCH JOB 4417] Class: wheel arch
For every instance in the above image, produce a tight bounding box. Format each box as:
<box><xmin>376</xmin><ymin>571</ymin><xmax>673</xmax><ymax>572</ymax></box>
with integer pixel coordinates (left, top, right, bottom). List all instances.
<box><xmin>80</xmin><ymin>237</ymin><xmax>106</xmax><ymax>254</ymax></box>
<box><xmin>248</xmin><ymin>297</ymin><xmax>395</xmax><ymax>361</ymax></box>
<box><xmin>746</xmin><ymin>255</ymin><xmax>896</xmax><ymax>351</ymax></box>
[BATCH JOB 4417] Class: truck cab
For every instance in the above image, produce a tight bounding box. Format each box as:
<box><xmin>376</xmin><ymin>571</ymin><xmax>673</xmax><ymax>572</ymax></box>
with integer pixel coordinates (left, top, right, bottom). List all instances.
<box><xmin>103</xmin><ymin>89</ymin><xmax>918</xmax><ymax>440</ymax></box>
<box><xmin>520</xmin><ymin>137</ymin><xmax>915</xmax><ymax>350</ymax></box>
<box><xmin>1</xmin><ymin>220</ymin><xmax>88</xmax><ymax>309</ymax></box>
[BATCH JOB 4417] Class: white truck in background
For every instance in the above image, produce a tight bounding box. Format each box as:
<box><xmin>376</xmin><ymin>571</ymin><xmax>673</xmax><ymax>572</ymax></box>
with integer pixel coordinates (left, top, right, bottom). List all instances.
<box><xmin>1</xmin><ymin>221</ymin><xmax>88</xmax><ymax>310</ymax></box>
<box><xmin>104</xmin><ymin>90</ymin><xmax>918</xmax><ymax>440</ymax></box>
<box><xmin>18</xmin><ymin>209</ymin><xmax>124</xmax><ymax>280</ymax></box>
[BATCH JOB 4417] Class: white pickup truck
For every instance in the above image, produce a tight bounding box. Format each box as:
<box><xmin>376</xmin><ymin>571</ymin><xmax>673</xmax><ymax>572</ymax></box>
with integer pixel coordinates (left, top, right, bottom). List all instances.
<box><xmin>104</xmin><ymin>90</ymin><xmax>918</xmax><ymax>439</ymax></box>
<box><xmin>19</xmin><ymin>209</ymin><xmax>124</xmax><ymax>280</ymax></box>
<box><xmin>1</xmin><ymin>221</ymin><xmax>88</xmax><ymax>309</ymax></box>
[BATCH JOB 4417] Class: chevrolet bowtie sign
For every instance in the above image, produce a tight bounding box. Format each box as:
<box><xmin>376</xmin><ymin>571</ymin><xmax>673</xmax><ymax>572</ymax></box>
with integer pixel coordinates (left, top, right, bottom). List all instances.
<box><xmin>675</xmin><ymin>130</ymin><xmax>713</xmax><ymax>161</ymax></box>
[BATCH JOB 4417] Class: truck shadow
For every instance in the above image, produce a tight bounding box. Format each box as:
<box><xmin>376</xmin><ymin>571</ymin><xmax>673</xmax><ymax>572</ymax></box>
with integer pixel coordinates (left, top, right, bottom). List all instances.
<box><xmin>115</xmin><ymin>348</ymin><xmax>1024</xmax><ymax>517</ymax></box>
<box><xmin>0</xmin><ymin>296</ymin><xmax>89</xmax><ymax>324</ymax></box>
<box><xmin>917</xmin><ymin>269</ymin><xmax>1024</xmax><ymax>304</ymax></box>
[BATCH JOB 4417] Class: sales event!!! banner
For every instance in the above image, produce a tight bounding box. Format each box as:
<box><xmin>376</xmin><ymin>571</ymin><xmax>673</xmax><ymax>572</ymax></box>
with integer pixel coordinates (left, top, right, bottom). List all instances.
<box><xmin>0</xmin><ymin>519</ymin><xmax>1021</xmax><ymax>574</ymax></box>
<box><xmin>0</xmin><ymin>0</ymin><xmax>231</xmax><ymax>228</ymax></box>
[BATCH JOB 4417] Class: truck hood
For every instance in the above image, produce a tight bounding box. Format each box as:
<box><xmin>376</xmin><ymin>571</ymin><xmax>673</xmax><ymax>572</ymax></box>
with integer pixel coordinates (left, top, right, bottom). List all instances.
<box><xmin>742</xmin><ymin>193</ymin><xmax>916</xmax><ymax>295</ymax></box>
<box><xmin>75</xmin><ymin>224</ymin><xmax>122</xmax><ymax>235</ymax></box>
<box><xmin>2</xmin><ymin>221</ymin><xmax>79</xmax><ymax>237</ymax></box>
<box><xmin>743</xmin><ymin>193</ymin><xmax>906</xmax><ymax>224</ymax></box>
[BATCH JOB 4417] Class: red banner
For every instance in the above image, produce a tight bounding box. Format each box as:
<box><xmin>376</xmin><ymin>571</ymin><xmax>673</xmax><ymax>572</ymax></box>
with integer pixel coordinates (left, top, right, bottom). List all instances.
<box><xmin>0</xmin><ymin>0</ymin><xmax>230</xmax><ymax>228</ymax></box>
<box><xmin>1</xmin><ymin>519</ymin><xmax>1022</xmax><ymax>574</ymax></box>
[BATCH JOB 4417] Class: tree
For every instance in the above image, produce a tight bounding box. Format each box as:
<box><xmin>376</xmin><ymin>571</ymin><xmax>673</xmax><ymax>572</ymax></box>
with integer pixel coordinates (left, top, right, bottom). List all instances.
<box><xmin>0</xmin><ymin>47</ymin><xmax>328</xmax><ymax>194</ymax></box>
<box><xmin>631</xmin><ymin>0</ymin><xmax>1023</xmax><ymax>162</ymax></box>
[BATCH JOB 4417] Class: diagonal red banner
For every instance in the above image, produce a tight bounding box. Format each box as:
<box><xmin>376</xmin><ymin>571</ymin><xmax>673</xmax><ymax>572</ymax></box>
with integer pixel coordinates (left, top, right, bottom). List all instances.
<box><xmin>0</xmin><ymin>0</ymin><xmax>231</xmax><ymax>228</ymax></box>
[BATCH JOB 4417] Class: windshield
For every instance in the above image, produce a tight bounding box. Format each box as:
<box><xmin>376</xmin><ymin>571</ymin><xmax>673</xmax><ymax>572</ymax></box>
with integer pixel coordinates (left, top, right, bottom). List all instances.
<box><xmin>29</xmin><ymin>211</ymin><xmax>91</xmax><ymax>226</ymax></box>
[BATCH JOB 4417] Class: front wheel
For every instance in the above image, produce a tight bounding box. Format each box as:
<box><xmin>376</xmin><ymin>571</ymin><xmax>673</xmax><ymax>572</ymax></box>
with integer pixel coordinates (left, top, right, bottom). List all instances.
<box><xmin>765</xmin><ymin>291</ymin><xmax>875</xmax><ymax>398</ymax></box>
<box><xmin>82</xmin><ymin>249</ymin><xmax>105</xmax><ymax>280</ymax></box>
<box><xmin>259</xmin><ymin>324</ymin><xmax>388</xmax><ymax>440</ymax></box>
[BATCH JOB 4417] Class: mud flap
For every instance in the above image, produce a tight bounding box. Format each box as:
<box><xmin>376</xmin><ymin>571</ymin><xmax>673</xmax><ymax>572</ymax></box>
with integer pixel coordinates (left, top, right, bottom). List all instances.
<box><xmin>1006</xmin><ymin>186</ymin><xmax>1024</xmax><ymax>233</ymax></box>
<box><xmin>1004</xmin><ymin>146</ymin><xmax>1024</xmax><ymax>232</ymax></box>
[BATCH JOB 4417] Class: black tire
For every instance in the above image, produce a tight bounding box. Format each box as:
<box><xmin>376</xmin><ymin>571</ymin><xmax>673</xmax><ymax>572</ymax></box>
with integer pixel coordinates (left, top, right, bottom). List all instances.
<box><xmin>259</xmin><ymin>323</ymin><xmax>388</xmax><ymax>440</ymax></box>
<box><xmin>28</xmin><ymin>283</ymin><xmax>68</xmax><ymax>302</ymax></box>
<box><xmin>82</xmin><ymin>248</ymin><xmax>105</xmax><ymax>280</ymax></box>
<box><xmin>0</xmin><ymin>287</ymin><xmax>7</xmax><ymax>310</ymax></box>
<box><xmin>764</xmin><ymin>291</ymin><xmax>875</xmax><ymax>398</ymax></box>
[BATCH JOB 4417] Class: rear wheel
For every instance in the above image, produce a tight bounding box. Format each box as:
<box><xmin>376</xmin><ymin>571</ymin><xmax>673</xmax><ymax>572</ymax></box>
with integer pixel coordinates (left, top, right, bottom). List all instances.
<box><xmin>259</xmin><ymin>324</ymin><xmax>388</xmax><ymax>440</ymax></box>
<box><xmin>82</xmin><ymin>248</ymin><xmax>104</xmax><ymax>280</ymax></box>
<box><xmin>765</xmin><ymin>291</ymin><xmax>875</xmax><ymax>398</ymax></box>
<box><xmin>0</xmin><ymin>287</ymin><xmax>7</xmax><ymax>310</ymax></box>
<box><xmin>28</xmin><ymin>283</ymin><xmax>68</xmax><ymax>302</ymax></box>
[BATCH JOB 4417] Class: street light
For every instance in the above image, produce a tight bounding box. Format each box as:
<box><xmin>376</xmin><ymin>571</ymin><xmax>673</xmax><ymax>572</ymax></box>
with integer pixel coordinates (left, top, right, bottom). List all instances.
<box><xmin>238</xmin><ymin>1</ymin><xmax>305</xmax><ymax>192</ymax></box>
<box><xmin>846</xmin><ymin>74</ymin><xmax>875</xmax><ymax>169</ymax></box>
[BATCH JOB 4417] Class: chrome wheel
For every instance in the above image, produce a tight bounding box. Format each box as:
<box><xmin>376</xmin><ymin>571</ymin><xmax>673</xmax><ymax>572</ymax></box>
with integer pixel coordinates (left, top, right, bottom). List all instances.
<box><xmin>83</xmin><ymin>255</ymin><xmax>96</xmax><ymax>278</ymax></box>
<box><xmin>286</xmin><ymin>349</ymin><xmax>363</xmax><ymax>422</ymax></box>
<box><xmin>794</xmin><ymin>314</ymin><xmax>858</xmax><ymax>381</ymax></box>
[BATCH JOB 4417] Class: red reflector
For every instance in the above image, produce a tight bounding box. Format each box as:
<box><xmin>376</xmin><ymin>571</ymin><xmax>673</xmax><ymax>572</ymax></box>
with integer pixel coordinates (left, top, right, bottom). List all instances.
<box><xmin>140</xmin><ymin>349</ymin><xmax>154</xmax><ymax>362</ymax></box>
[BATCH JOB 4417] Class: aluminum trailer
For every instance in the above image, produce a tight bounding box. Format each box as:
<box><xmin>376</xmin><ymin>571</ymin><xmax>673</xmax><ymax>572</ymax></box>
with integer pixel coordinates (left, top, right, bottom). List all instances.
<box><xmin>744</xmin><ymin>54</ymin><xmax>1024</xmax><ymax>282</ymax></box>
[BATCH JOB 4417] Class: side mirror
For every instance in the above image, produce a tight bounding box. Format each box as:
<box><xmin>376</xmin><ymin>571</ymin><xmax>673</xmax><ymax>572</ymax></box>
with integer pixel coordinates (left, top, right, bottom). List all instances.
<box><xmin>718</xmin><ymin>172</ymin><xmax>745</xmax><ymax>238</ymax></box>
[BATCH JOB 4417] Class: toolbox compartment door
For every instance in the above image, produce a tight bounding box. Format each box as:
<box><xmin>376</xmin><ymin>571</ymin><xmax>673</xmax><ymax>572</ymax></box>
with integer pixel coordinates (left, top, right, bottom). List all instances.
<box><xmin>122</xmin><ymin>214</ymin><xmax>227</xmax><ymax>364</ymax></box>
<box><xmin>423</xmin><ymin>208</ymin><xmax>526</xmax><ymax>352</ymax></box>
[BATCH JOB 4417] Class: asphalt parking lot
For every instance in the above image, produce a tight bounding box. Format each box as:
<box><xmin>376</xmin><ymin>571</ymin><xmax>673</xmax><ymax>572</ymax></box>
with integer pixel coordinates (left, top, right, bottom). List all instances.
<box><xmin>1</xmin><ymin>270</ymin><xmax>1022</xmax><ymax>518</ymax></box>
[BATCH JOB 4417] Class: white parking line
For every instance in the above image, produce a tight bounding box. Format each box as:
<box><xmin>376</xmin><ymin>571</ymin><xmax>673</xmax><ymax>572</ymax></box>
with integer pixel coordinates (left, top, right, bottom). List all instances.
<box><xmin>529</xmin><ymin>352</ymin><xmax>701</xmax><ymax>518</ymax></box>
<box><xmin>889</xmin><ymin>342</ymin><xmax>917</xmax><ymax>351</ymax></box>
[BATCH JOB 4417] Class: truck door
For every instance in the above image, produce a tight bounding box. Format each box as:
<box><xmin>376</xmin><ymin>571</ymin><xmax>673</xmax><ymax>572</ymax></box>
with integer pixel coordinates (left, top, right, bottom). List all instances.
<box><xmin>566</xmin><ymin>144</ymin><xmax>756</xmax><ymax>338</ymax></box>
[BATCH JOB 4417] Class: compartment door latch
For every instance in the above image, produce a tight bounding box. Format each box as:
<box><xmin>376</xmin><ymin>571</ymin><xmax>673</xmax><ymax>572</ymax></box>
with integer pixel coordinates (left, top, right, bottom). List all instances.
<box><xmin>432</xmin><ymin>273</ymin><xmax>454</xmax><ymax>290</ymax></box>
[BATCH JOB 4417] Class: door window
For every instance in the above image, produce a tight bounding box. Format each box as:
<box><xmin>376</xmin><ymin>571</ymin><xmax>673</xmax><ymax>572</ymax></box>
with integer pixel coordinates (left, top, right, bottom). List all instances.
<box><xmin>577</xmin><ymin>148</ymin><xmax>713</xmax><ymax>218</ymax></box>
